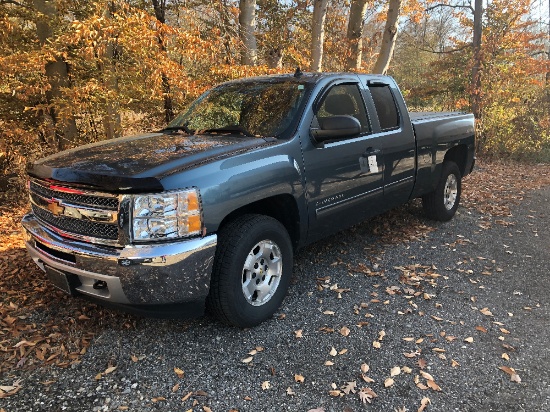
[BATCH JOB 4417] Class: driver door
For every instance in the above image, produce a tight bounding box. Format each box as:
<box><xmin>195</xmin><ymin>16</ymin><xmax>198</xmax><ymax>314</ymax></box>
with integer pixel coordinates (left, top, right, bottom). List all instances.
<box><xmin>302</xmin><ymin>80</ymin><xmax>386</xmax><ymax>243</ymax></box>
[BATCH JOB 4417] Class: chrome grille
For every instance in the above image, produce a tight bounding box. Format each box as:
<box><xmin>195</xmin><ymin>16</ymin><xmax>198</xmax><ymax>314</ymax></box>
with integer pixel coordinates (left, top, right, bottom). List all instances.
<box><xmin>29</xmin><ymin>179</ymin><xmax>120</xmax><ymax>244</ymax></box>
<box><xmin>30</xmin><ymin>181</ymin><xmax>118</xmax><ymax>209</ymax></box>
<box><xmin>32</xmin><ymin>205</ymin><xmax>119</xmax><ymax>240</ymax></box>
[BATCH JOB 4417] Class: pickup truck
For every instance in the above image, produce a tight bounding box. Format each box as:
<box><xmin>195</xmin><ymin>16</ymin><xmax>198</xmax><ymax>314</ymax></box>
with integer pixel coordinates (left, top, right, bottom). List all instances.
<box><xmin>22</xmin><ymin>72</ymin><xmax>475</xmax><ymax>327</ymax></box>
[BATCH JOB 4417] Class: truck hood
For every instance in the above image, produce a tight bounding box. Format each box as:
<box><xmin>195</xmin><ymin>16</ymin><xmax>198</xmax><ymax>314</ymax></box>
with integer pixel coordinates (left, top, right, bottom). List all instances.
<box><xmin>28</xmin><ymin>132</ymin><xmax>277</xmax><ymax>192</ymax></box>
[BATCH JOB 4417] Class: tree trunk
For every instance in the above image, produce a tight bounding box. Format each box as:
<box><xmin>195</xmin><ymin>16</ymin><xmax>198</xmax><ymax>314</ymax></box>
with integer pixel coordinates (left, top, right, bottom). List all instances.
<box><xmin>346</xmin><ymin>0</ymin><xmax>369</xmax><ymax>71</ymax></box>
<box><xmin>267</xmin><ymin>47</ymin><xmax>283</xmax><ymax>69</ymax></box>
<box><xmin>33</xmin><ymin>0</ymin><xmax>78</xmax><ymax>150</ymax></box>
<box><xmin>471</xmin><ymin>0</ymin><xmax>483</xmax><ymax>120</ymax></box>
<box><xmin>239</xmin><ymin>0</ymin><xmax>258</xmax><ymax>65</ymax></box>
<box><xmin>311</xmin><ymin>0</ymin><xmax>329</xmax><ymax>72</ymax></box>
<box><xmin>152</xmin><ymin>0</ymin><xmax>175</xmax><ymax>123</ymax></box>
<box><xmin>372</xmin><ymin>0</ymin><xmax>402</xmax><ymax>74</ymax></box>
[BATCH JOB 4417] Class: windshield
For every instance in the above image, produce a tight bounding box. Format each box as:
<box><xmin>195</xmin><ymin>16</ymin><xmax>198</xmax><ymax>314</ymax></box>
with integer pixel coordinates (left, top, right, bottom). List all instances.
<box><xmin>167</xmin><ymin>80</ymin><xmax>311</xmax><ymax>139</ymax></box>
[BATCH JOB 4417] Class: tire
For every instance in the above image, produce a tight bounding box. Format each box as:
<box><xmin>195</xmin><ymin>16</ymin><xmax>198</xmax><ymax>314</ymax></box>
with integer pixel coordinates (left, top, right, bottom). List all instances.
<box><xmin>206</xmin><ymin>214</ymin><xmax>293</xmax><ymax>328</ymax></box>
<box><xmin>422</xmin><ymin>161</ymin><xmax>462</xmax><ymax>222</ymax></box>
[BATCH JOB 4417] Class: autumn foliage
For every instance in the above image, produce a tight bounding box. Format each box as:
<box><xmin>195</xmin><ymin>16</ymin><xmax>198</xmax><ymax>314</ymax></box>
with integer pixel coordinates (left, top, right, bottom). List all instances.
<box><xmin>0</xmin><ymin>0</ymin><xmax>549</xmax><ymax>199</ymax></box>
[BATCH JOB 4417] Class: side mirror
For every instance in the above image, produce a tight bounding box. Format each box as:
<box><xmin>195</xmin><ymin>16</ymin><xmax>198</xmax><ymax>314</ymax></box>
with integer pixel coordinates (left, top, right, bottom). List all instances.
<box><xmin>310</xmin><ymin>115</ymin><xmax>361</xmax><ymax>143</ymax></box>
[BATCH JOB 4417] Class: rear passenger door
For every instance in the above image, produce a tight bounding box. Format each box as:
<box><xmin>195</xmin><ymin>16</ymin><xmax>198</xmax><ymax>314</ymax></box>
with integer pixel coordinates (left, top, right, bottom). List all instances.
<box><xmin>360</xmin><ymin>78</ymin><xmax>416</xmax><ymax>208</ymax></box>
<box><xmin>302</xmin><ymin>78</ymin><xmax>386</xmax><ymax>243</ymax></box>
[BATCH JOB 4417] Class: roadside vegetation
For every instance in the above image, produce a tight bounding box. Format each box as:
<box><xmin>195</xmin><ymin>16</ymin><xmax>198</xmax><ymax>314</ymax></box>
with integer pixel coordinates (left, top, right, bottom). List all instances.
<box><xmin>1</xmin><ymin>0</ymin><xmax>549</xmax><ymax>201</ymax></box>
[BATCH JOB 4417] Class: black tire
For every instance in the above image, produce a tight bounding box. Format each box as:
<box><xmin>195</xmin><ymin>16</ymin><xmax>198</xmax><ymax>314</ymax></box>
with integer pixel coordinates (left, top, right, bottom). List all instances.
<box><xmin>422</xmin><ymin>161</ymin><xmax>462</xmax><ymax>221</ymax></box>
<box><xmin>206</xmin><ymin>214</ymin><xmax>293</xmax><ymax>328</ymax></box>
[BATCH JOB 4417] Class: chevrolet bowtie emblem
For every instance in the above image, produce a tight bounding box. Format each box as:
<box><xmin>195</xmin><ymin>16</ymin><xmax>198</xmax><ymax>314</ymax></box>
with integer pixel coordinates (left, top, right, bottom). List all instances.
<box><xmin>47</xmin><ymin>200</ymin><xmax>65</xmax><ymax>216</ymax></box>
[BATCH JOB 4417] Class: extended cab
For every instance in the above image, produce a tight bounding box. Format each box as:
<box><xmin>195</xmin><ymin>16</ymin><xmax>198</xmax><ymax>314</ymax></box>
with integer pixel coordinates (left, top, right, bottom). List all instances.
<box><xmin>22</xmin><ymin>73</ymin><xmax>475</xmax><ymax>327</ymax></box>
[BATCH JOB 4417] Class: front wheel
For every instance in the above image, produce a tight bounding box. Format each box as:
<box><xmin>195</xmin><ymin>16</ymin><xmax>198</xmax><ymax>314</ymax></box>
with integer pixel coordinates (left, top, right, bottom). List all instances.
<box><xmin>422</xmin><ymin>161</ymin><xmax>462</xmax><ymax>221</ymax></box>
<box><xmin>206</xmin><ymin>214</ymin><xmax>293</xmax><ymax>328</ymax></box>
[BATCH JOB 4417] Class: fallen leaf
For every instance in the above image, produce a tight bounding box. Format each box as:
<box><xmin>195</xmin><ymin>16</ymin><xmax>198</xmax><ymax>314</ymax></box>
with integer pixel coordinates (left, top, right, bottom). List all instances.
<box><xmin>261</xmin><ymin>381</ymin><xmax>270</xmax><ymax>390</ymax></box>
<box><xmin>384</xmin><ymin>378</ymin><xmax>394</xmax><ymax>388</ymax></box>
<box><xmin>286</xmin><ymin>387</ymin><xmax>296</xmax><ymax>396</ymax></box>
<box><xmin>451</xmin><ymin>359</ymin><xmax>460</xmax><ymax>367</ymax></box>
<box><xmin>181</xmin><ymin>392</ymin><xmax>193</xmax><ymax>402</ymax></box>
<box><xmin>361</xmin><ymin>374</ymin><xmax>375</xmax><ymax>383</ymax></box>
<box><xmin>361</xmin><ymin>363</ymin><xmax>370</xmax><ymax>373</ymax></box>
<box><xmin>358</xmin><ymin>387</ymin><xmax>377</xmax><ymax>404</ymax></box>
<box><xmin>241</xmin><ymin>357</ymin><xmax>253</xmax><ymax>364</ymax></box>
<box><xmin>480</xmin><ymin>307</ymin><xmax>493</xmax><ymax>316</ymax></box>
<box><xmin>323</xmin><ymin>310</ymin><xmax>335</xmax><ymax>315</ymax></box>
<box><xmin>295</xmin><ymin>329</ymin><xmax>303</xmax><ymax>338</ymax></box>
<box><xmin>464</xmin><ymin>337</ymin><xmax>474</xmax><ymax>343</ymax></box>
<box><xmin>475</xmin><ymin>326</ymin><xmax>487</xmax><ymax>333</ymax></box>
<box><xmin>342</xmin><ymin>381</ymin><xmax>357</xmax><ymax>394</ymax></box>
<box><xmin>294</xmin><ymin>374</ymin><xmax>305</xmax><ymax>383</ymax></box>
<box><xmin>324</xmin><ymin>360</ymin><xmax>334</xmax><ymax>366</ymax></box>
<box><xmin>307</xmin><ymin>408</ymin><xmax>325</xmax><ymax>412</ymax></box>
<box><xmin>402</xmin><ymin>366</ymin><xmax>412</xmax><ymax>374</ymax></box>
<box><xmin>203</xmin><ymin>407</ymin><xmax>212</xmax><ymax>412</ymax></box>
<box><xmin>174</xmin><ymin>367</ymin><xmax>184</xmax><ymax>378</ymax></box>
<box><xmin>172</xmin><ymin>383</ymin><xmax>180</xmax><ymax>392</ymax></box>
<box><xmin>329</xmin><ymin>347</ymin><xmax>337</xmax><ymax>356</ymax></box>
<box><xmin>340</xmin><ymin>326</ymin><xmax>350</xmax><ymax>337</ymax></box>
<box><xmin>418</xmin><ymin>397</ymin><xmax>431</xmax><ymax>412</ymax></box>
<box><xmin>426</xmin><ymin>379</ymin><xmax>441</xmax><ymax>391</ymax></box>
<box><xmin>502</xmin><ymin>353</ymin><xmax>510</xmax><ymax>361</ymax></box>
<box><xmin>390</xmin><ymin>366</ymin><xmax>401</xmax><ymax>377</ymax></box>
<box><xmin>373</xmin><ymin>341</ymin><xmax>381</xmax><ymax>349</ymax></box>
<box><xmin>329</xmin><ymin>389</ymin><xmax>341</xmax><ymax>397</ymax></box>
<box><xmin>418</xmin><ymin>358</ymin><xmax>428</xmax><ymax>369</ymax></box>
<box><xmin>420</xmin><ymin>371</ymin><xmax>434</xmax><ymax>381</ymax></box>
<box><xmin>104</xmin><ymin>366</ymin><xmax>117</xmax><ymax>375</ymax></box>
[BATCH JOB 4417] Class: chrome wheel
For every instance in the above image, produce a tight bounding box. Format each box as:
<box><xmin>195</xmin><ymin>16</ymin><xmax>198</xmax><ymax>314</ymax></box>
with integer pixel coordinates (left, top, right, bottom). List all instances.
<box><xmin>444</xmin><ymin>174</ymin><xmax>458</xmax><ymax>210</ymax></box>
<box><xmin>242</xmin><ymin>240</ymin><xmax>282</xmax><ymax>306</ymax></box>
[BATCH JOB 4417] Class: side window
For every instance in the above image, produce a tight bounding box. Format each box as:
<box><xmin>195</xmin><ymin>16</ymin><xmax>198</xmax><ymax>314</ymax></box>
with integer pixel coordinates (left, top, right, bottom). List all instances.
<box><xmin>368</xmin><ymin>85</ymin><xmax>400</xmax><ymax>130</ymax></box>
<box><xmin>316</xmin><ymin>84</ymin><xmax>370</xmax><ymax>134</ymax></box>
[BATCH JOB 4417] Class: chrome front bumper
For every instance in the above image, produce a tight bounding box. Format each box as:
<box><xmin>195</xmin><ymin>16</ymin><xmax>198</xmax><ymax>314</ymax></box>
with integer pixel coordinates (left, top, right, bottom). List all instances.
<box><xmin>22</xmin><ymin>214</ymin><xmax>217</xmax><ymax>308</ymax></box>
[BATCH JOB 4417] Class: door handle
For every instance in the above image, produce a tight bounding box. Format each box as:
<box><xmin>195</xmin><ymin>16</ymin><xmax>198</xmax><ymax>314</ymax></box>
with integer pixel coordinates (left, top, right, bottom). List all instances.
<box><xmin>363</xmin><ymin>147</ymin><xmax>381</xmax><ymax>157</ymax></box>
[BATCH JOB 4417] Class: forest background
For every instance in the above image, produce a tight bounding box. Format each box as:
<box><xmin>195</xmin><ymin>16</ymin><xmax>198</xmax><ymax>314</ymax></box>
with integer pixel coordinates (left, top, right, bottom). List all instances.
<box><xmin>0</xmin><ymin>0</ymin><xmax>549</xmax><ymax>199</ymax></box>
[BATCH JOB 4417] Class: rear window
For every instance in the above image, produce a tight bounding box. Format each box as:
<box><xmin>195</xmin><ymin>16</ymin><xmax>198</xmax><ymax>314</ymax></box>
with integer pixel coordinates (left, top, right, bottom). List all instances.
<box><xmin>368</xmin><ymin>85</ymin><xmax>400</xmax><ymax>130</ymax></box>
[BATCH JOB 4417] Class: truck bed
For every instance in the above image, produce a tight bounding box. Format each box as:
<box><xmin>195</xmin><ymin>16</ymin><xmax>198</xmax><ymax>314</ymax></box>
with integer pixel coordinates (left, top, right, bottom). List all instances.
<box><xmin>409</xmin><ymin>111</ymin><xmax>470</xmax><ymax>123</ymax></box>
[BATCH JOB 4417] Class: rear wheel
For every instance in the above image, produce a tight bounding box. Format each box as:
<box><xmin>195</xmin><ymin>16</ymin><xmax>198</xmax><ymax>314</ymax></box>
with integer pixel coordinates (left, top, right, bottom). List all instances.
<box><xmin>422</xmin><ymin>161</ymin><xmax>462</xmax><ymax>221</ymax></box>
<box><xmin>207</xmin><ymin>214</ymin><xmax>293</xmax><ymax>328</ymax></box>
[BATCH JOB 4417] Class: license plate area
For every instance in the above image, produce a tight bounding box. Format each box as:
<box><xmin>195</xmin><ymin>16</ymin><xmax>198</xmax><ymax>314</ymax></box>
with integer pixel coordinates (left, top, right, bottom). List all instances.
<box><xmin>45</xmin><ymin>266</ymin><xmax>78</xmax><ymax>295</ymax></box>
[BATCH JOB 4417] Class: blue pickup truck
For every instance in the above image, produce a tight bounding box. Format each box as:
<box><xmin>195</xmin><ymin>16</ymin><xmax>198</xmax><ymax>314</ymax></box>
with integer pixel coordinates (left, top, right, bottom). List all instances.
<box><xmin>22</xmin><ymin>72</ymin><xmax>475</xmax><ymax>327</ymax></box>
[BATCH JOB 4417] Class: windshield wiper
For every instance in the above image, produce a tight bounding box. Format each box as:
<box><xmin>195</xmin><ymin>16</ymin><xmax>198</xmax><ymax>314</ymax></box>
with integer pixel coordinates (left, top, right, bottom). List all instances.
<box><xmin>199</xmin><ymin>126</ymin><xmax>255</xmax><ymax>137</ymax></box>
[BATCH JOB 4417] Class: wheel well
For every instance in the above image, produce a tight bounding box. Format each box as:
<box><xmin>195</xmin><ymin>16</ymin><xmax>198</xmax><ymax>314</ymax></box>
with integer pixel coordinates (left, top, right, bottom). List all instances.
<box><xmin>219</xmin><ymin>195</ymin><xmax>300</xmax><ymax>250</ymax></box>
<box><xmin>444</xmin><ymin>145</ymin><xmax>467</xmax><ymax>177</ymax></box>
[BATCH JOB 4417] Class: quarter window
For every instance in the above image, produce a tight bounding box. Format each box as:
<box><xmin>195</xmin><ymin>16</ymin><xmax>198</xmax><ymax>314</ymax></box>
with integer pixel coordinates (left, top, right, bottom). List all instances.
<box><xmin>368</xmin><ymin>85</ymin><xmax>400</xmax><ymax>130</ymax></box>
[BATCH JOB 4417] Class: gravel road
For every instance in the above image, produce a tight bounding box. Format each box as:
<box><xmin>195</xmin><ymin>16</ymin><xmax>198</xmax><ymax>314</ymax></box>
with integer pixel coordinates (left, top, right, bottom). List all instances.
<box><xmin>2</xmin><ymin>185</ymin><xmax>549</xmax><ymax>412</ymax></box>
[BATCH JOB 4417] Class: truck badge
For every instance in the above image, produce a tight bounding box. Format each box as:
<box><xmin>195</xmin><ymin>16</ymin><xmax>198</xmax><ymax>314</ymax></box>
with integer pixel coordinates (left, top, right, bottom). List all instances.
<box><xmin>47</xmin><ymin>200</ymin><xmax>65</xmax><ymax>216</ymax></box>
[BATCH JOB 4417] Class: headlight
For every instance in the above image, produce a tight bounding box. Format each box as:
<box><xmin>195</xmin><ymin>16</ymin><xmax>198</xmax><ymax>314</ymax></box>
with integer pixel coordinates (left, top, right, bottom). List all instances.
<box><xmin>131</xmin><ymin>188</ymin><xmax>202</xmax><ymax>241</ymax></box>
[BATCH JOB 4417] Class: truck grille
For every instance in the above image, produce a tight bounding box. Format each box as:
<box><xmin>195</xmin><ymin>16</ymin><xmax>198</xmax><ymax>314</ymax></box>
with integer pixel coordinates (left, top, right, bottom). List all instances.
<box><xmin>29</xmin><ymin>179</ymin><xmax>120</xmax><ymax>244</ymax></box>
<box><xmin>30</xmin><ymin>181</ymin><xmax>118</xmax><ymax>209</ymax></box>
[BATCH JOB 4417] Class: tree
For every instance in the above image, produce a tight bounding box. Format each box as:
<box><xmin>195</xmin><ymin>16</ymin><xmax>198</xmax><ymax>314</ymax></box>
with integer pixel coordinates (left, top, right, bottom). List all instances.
<box><xmin>33</xmin><ymin>0</ymin><xmax>79</xmax><ymax>149</ymax></box>
<box><xmin>239</xmin><ymin>0</ymin><xmax>258</xmax><ymax>65</ymax></box>
<box><xmin>471</xmin><ymin>0</ymin><xmax>482</xmax><ymax>120</ymax></box>
<box><xmin>311</xmin><ymin>0</ymin><xmax>329</xmax><ymax>71</ymax></box>
<box><xmin>346</xmin><ymin>0</ymin><xmax>369</xmax><ymax>70</ymax></box>
<box><xmin>151</xmin><ymin>0</ymin><xmax>175</xmax><ymax>123</ymax></box>
<box><xmin>373</xmin><ymin>0</ymin><xmax>402</xmax><ymax>74</ymax></box>
<box><xmin>100</xmin><ymin>1</ymin><xmax>122</xmax><ymax>140</ymax></box>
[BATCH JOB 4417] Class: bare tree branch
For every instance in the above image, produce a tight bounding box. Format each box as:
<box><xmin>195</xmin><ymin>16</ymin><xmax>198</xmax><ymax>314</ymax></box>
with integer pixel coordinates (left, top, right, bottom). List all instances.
<box><xmin>415</xmin><ymin>43</ymin><xmax>472</xmax><ymax>54</ymax></box>
<box><xmin>426</xmin><ymin>3</ymin><xmax>474</xmax><ymax>14</ymax></box>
